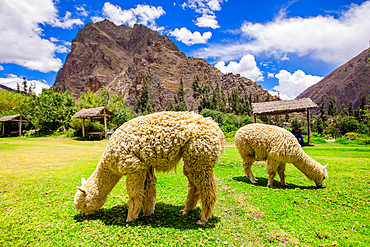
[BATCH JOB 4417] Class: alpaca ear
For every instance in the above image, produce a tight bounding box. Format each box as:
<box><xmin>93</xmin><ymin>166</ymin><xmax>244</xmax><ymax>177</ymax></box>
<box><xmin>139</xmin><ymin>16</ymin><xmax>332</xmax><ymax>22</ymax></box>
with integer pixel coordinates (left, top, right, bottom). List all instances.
<box><xmin>323</xmin><ymin>164</ymin><xmax>329</xmax><ymax>179</ymax></box>
<box><xmin>81</xmin><ymin>177</ymin><xmax>87</xmax><ymax>186</ymax></box>
<box><xmin>76</xmin><ymin>186</ymin><xmax>87</xmax><ymax>194</ymax></box>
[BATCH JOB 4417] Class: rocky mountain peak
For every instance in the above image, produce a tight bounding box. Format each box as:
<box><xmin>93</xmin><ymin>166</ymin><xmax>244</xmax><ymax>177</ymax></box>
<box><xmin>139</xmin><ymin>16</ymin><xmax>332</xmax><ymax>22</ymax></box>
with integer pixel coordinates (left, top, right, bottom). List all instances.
<box><xmin>53</xmin><ymin>20</ymin><xmax>270</xmax><ymax>111</ymax></box>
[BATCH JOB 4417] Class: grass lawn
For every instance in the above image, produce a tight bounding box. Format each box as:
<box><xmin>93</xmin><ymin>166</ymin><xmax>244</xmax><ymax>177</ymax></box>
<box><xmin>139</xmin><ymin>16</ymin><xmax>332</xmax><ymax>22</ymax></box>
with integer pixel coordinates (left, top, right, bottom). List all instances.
<box><xmin>0</xmin><ymin>136</ymin><xmax>369</xmax><ymax>246</ymax></box>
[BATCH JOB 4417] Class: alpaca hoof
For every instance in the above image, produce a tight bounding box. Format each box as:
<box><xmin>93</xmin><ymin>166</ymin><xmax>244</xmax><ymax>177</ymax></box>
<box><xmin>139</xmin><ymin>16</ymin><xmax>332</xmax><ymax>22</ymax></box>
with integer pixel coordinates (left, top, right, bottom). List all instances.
<box><xmin>267</xmin><ymin>184</ymin><xmax>273</xmax><ymax>188</ymax></box>
<box><xmin>250</xmin><ymin>179</ymin><xmax>257</xmax><ymax>184</ymax></box>
<box><xmin>180</xmin><ymin>209</ymin><xmax>189</xmax><ymax>215</ymax></box>
<box><xmin>126</xmin><ymin>216</ymin><xmax>138</xmax><ymax>222</ymax></box>
<box><xmin>196</xmin><ymin>219</ymin><xmax>207</xmax><ymax>225</ymax></box>
<box><xmin>143</xmin><ymin>211</ymin><xmax>154</xmax><ymax>217</ymax></box>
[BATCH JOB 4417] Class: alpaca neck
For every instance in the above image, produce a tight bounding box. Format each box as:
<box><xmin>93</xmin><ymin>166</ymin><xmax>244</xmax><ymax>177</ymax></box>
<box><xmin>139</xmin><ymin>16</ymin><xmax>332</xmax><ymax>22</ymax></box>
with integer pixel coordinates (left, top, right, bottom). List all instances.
<box><xmin>292</xmin><ymin>151</ymin><xmax>322</xmax><ymax>180</ymax></box>
<box><xmin>87</xmin><ymin>164</ymin><xmax>122</xmax><ymax>203</ymax></box>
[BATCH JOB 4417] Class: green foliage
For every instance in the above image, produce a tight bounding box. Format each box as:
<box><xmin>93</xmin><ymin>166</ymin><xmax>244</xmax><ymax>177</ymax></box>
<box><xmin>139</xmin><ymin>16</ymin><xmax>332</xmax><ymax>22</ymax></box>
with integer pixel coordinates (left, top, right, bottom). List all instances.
<box><xmin>0</xmin><ymin>90</ymin><xmax>27</xmax><ymax>117</ymax></box>
<box><xmin>316</xmin><ymin>116</ymin><xmax>324</xmax><ymax>134</ymax></box>
<box><xmin>170</xmin><ymin>77</ymin><xmax>187</xmax><ymax>112</ymax></box>
<box><xmin>136</xmin><ymin>77</ymin><xmax>155</xmax><ymax>114</ymax></box>
<box><xmin>328</xmin><ymin>95</ymin><xmax>338</xmax><ymax>116</ymax></box>
<box><xmin>25</xmin><ymin>89</ymin><xmax>76</xmax><ymax>134</ymax></box>
<box><xmin>338</xmin><ymin>116</ymin><xmax>359</xmax><ymax>134</ymax></box>
<box><xmin>200</xmin><ymin>109</ymin><xmax>254</xmax><ymax>134</ymax></box>
<box><xmin>340</xmin><ymin>103</ymin><xmax>348</xmax><ymax>116</ymax></box>
<box><xmin>69</xmin><ymin>118</ymin><xmax>105</xmax><ymax>136</ymax></box>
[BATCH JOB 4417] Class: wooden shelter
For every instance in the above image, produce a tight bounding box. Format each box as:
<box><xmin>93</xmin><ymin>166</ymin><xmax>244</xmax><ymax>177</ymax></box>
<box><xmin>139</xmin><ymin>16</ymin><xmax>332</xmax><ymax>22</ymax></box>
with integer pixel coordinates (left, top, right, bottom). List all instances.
<box><xmin>252</xmin><ymin>98</ymin><xmax>318</xmax><ymax>143</ymax></box>
<box><xmin>0</xmin><ymin>114</ymin><xmax>30</xmax><ymax>137</ymax></box>
<box><xmin>71</xmin><ymin>107</ymin><xmax>113</xmax><ymax>139</ymax></box>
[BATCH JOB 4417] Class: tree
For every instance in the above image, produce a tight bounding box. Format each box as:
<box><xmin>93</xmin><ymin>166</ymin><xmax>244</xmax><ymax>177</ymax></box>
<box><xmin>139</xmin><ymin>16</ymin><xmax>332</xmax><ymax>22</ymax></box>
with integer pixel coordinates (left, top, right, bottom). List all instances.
<box><xmin>173</xmin><ymin>77</ymin><xmax>187</xmax><ymax>111</ymax></box>
<box><xmin>198</xmin><ymin>84</ymin><xmax>211</xmax><ymax>112</ymax></box>
<box><xmin>328</xmin><ymin>95</ymin><xmax>338</xmax><ymax>116</ymax></box>
<box><xmin>359</xmin><ymin>94</ymin><xmax>367</xmax><ymax>110</ymax></box>
<box><xmin>348</xmin><ymin>100</ymin><xmax>354</xmax><ymax>116</ymax></box>
<box><xmin>26</xmin><ymin>88</ymin><xmax>76</xmax><ymax>133</ymax></box>
<box><xmin>210</xmin><ymin>81</ymin><xmax>221</xmax><ymax>111</ymax></box>
<box><xmin>341</xmin><ymin>103</ymin><xmax>349</xmax><ymax>116</ymax></box>
<box><xmin>316</xmin><ymin>116</ymin><xmax>324</xmax><ymax>134</ymax></box>
<box><xmin>244</xmin><ymin>93</ymin><xmax>252</xmax><ymax>116</ymax></box>
<box><xmin>192</xmin><ymin>74</ymin><xmax>201</xmax><ymax>99</ymax></box>
<box><xmin>22</xmin><ymin>77</ymin><xmax>28</xmax><ymax>94</ymax></box>
<box><xmin>136</xmin><ymin>77</ymin><xmax>154</xmax><ymax>114</ymax></box>
<box><xmin>229</xmin><ymin>88</ymin><xmax>244</xmax><ymax>115</ymax></box>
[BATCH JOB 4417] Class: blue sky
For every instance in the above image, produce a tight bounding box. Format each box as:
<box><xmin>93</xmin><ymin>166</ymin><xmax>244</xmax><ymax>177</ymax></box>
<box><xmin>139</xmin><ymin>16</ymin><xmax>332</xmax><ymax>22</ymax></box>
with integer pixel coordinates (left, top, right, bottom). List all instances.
<box><xmin>0</xmin><ymin>0</ymin><xmax>369</xmax><ymax>98</ymax></box>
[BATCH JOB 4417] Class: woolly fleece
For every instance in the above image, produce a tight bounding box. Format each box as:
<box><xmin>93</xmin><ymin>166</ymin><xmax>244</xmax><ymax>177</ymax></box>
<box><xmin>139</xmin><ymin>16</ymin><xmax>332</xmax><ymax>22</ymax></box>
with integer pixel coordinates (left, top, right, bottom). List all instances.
<box><xmin>235</xmin><ymin>123</ymin><xmax>328</xmax><ymax>187</ymax></box>
<box><xmin>74</xmin><ymin>111</ymin><xmax>224</xmax><ymax>224</ymax></box>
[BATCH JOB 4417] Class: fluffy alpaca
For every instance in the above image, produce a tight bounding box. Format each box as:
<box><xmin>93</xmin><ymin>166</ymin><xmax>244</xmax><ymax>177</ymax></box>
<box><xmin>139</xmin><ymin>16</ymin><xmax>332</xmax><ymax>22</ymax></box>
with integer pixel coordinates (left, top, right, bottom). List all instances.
<box><xmin>74</xmin><ymin>111</ymin><xmax>224</xmax><ymax>224</ymax></box>
<box><xmin>235</xmin><ymin>123</ymin><xmax>328</xmax><ymax>188</ymax></box>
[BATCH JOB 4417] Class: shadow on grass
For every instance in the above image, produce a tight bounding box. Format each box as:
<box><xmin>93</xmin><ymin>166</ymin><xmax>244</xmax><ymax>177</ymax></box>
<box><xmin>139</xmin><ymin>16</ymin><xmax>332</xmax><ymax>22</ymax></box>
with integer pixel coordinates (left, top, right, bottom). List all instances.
<box><xmin>232</xmin><ymin>176</ymin><xmax>324</xmax><ymax>190</ymax></box>
<box><xmin>74</xmin><ymin>202</ymin><xmax>220</xmax><ymax>229</ymax></box>
<box><xmin>73</xmin><ymin>137</ymin><xmax>105</xmax><ymax>141</ymax></box>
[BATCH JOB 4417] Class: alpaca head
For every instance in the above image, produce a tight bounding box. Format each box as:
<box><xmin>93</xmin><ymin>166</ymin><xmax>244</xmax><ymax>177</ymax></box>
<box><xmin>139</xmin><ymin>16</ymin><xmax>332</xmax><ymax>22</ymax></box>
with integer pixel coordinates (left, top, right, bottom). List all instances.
<box><xmin>74</xmin><ymin>177</ymin><xmax>106</xmax><ymax>216</ymax></box>
<box><xmin>314</xmin><ymin>163</ymin><xmax>329</xmax><ymax>187</ymax></box>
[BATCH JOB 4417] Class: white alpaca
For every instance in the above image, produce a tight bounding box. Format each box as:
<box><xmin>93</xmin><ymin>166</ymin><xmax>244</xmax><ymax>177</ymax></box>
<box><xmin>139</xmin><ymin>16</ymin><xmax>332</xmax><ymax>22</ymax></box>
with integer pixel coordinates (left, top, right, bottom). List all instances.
<box><xmin>74</xmin><ymin>111</ymin><xmax>224</xmax><ymax>224</ymax></box>
<box><xmin>235</xmin><ymin>123</ymin><xmax>328</xmax><ymax>187</ymax></box>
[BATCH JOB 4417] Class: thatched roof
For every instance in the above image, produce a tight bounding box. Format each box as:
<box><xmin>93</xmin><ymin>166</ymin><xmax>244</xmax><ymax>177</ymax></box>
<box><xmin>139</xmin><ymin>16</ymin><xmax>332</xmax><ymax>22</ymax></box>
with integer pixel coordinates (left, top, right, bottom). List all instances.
<box><xmin>71</xmin><ymin>106</ymin><xmax>113</xmax><ymax>119</ymax></box>
<box><xmin>0</xmin><ymin>114</ymin><xmax>30</xmax><ymax>122</ymax></box>
<box><xmin>252</xmin><ymin>98</ymin><xmax>318</xmax><ymax>116</ymax></box>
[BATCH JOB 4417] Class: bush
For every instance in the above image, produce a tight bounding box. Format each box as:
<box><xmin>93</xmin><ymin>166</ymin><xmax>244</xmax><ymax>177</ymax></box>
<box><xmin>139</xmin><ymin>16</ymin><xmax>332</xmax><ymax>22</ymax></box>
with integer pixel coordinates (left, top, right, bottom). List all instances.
<box><xmin>69</xmin><ymin>118</ymin><xmax>105</xmax><ymax>137</ymax></box>
<box><xmin>338</xmin><ymin>116</ymin><xmax>359</xmax><ymax>135</ymax></box>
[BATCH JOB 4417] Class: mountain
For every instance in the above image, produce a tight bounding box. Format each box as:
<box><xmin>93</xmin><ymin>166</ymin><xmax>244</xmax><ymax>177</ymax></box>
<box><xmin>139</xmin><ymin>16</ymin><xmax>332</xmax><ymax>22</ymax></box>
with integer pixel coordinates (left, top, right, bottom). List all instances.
<box><xmin>296</xmin><ymin>48</ymin><xmax>370</xmax><ymax>115</ymax></box>
<box><xmin>53</xmin><ymin>19</ymin><xmax>270</xmax><ymax>111</ymax></box>
<box><xmin>0</xmin><ymin>84</ymin><xmax>15</xmax><ymax>92</ymax></box>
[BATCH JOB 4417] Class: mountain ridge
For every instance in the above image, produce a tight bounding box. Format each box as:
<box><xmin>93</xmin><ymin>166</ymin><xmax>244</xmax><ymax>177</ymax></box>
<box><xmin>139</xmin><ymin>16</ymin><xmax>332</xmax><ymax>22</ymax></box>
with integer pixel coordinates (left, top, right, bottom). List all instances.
<box><xmin>296</xmin><ymin>48</ymin><xmax>370</xmax><ymax>115</ymax></box>
<box><xmin>53</xmin><ymin>19</ymin><xmax>270</xmax><ymax>111</ymax></box>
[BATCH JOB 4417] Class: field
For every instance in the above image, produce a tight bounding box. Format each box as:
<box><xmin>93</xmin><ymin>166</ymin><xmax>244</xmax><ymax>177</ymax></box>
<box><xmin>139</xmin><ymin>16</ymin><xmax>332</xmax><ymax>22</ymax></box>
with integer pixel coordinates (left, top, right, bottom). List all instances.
<box><xmin>0</xmin><ymin>136</ymin><xmax>369</xmax><ymax>246</ymax></box>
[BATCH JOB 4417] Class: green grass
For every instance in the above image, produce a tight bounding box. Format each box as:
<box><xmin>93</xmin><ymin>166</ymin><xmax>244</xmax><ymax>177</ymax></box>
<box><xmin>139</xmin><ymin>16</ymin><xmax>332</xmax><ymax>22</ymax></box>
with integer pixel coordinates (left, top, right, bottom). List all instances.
<box><xmin>1</xmin><ymin>137</ymin><xmax>369</xmax><ymax>246</ymax></box>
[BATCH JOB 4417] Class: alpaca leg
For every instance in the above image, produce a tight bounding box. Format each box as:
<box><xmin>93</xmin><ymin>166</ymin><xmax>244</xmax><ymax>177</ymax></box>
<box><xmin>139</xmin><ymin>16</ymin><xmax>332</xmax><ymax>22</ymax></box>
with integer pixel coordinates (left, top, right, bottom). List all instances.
<box><xmin>180</xmin><ymin>168</ymin><xmax>200</xmax><ymax>215</ymax></box>
<box><xmin>197</xmin><ymin>172</ymin><xmax>217</xmax><ymax>225</ymax></box>
<box><xmin>126</xmin><ymin>171</ymin><xmax>146</xmax><ymax>222</ymax></box>
<box><xmin>266</xmin><ymin>158</ymin><xmax>279</xmax><ymax>188</ymax></box>
<box><xmin>277</xmin><ymin>162</ymin><xmax>287</xmax><ymax>186</ymax></box>
<box><xmin>242</xmin><ymin>155</ymin><xmax>257</xmax><ymax>183</ymax></box>
<box><xmin>143</xmin><ymin>167</ymin><xmax>157</xmax><ymax>217</ymax></box>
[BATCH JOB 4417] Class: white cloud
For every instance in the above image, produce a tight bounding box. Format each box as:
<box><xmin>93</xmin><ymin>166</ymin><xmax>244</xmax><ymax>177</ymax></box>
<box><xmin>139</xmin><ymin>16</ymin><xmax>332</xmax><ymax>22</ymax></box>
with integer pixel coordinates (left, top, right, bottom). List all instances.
<box><xmin>96</xmin><ymin>3</ymin><xmax>166</xmax><ymax>31</ymax></box>
<box><xmin>76</xmin><ymin>6</ymin><xmax>89</xmax><ymax>17</ymax></box>
<box><xmin>195</xmin><ymin>1</ymin><xmax>370</xmax><ymax>65</ymax></box>
<box><xmin>270</xmin><ymin>69</ymin><xmax>323</xmax><ymax>100</ymax></box>
<box><xmin>0</xmin><ymin>0</ymin><xmax>83</xmax><ymax>73</ymax></box>
<box><xmin>182</xmin><ymin>0</ymin><xmax>225</xmax><ymax>28</ymax></box>
<box><xmin>0</xmin><ymin>75</ymin><xmax>50</xmax><ymax>95</ymax></box>
<box><xmin>169</xmin><ymin>27</ymin><xmax>212</xmax><ymax>45</ymax></box>
<box><xmin>215</xmin><ymin>54</ymin><xmax>264</xmax><ymax>82</ymax></box>
<box><xmin>267</xmin><ymin>72</ymin><xmax>275</xmax><ymax>78</ymax></box>
<box><xmin>195</xmin><ymin>14</ymin><xmax>220</xmax><ymax>29</ymax></box>
<box><xmin>49</xmin><ymin>11</ymin><xmax>84</xmax><ymax>29</ymax></box>
<box><xmin>0</xmin><ymin>65</ymin><xmax>4</xmax><ymax>71</ymax></box>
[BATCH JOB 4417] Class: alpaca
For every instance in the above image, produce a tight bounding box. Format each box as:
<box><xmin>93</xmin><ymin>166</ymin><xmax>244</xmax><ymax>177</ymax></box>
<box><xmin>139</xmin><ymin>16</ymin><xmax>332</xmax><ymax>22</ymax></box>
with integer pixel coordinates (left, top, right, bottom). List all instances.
<box><xmin>235</xmin><ymin>123</ymin><xmax>328</xmax><ymax>188</ymax></box>
<box><xmin>74</xmin><ymin>111</ymin><xmax>224</xmax><ymax>224</ymax></box>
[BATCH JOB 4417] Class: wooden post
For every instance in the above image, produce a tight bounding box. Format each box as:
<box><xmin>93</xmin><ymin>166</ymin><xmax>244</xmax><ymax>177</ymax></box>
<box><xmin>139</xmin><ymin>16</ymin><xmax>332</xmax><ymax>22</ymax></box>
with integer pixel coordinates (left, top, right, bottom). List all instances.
<box><xmin>104</xmin><ymin>114</ymin><xmax>107</xmax><ymax>139</ymax></box>
<box><xmin>19</xmin><ymin>115</ymin><xmax>22</xmax><ymax>136</ymax></box>
<box><xmin>307</xmin><ymin>110</ymin><xmax>311</xmax><ymax>144</ymax></box>
<box><xmin>82</xmin><ymin>118</ymin><xmax>85</xmax><ymax>137</ymax></box>
<box><xmin>253</xmin><ymin>114</ymin><xmax>256</xmax><ymax>123</ymax></box>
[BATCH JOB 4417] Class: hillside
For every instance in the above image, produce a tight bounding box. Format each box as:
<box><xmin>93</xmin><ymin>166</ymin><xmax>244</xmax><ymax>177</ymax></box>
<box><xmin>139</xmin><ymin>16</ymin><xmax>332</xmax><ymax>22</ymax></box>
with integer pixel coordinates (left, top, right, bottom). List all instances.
<box><xmin>297</xmin><ymin>48</ymin><xmax>370</xmax><ymax>114</ymax></box>
<box><xmin>53</xmin><ymin>19</ymin><xmax>269</xmax><ymax>111</ymax></box>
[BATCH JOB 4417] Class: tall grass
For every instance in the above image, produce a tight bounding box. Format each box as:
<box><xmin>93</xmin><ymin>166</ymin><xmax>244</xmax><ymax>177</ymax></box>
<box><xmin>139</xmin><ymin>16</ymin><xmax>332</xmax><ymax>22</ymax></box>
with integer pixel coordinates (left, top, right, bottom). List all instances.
<box><xmin>0</xmin><ymin>136</ymin><xmax>369</xmax><ymax>246</ymax></box>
